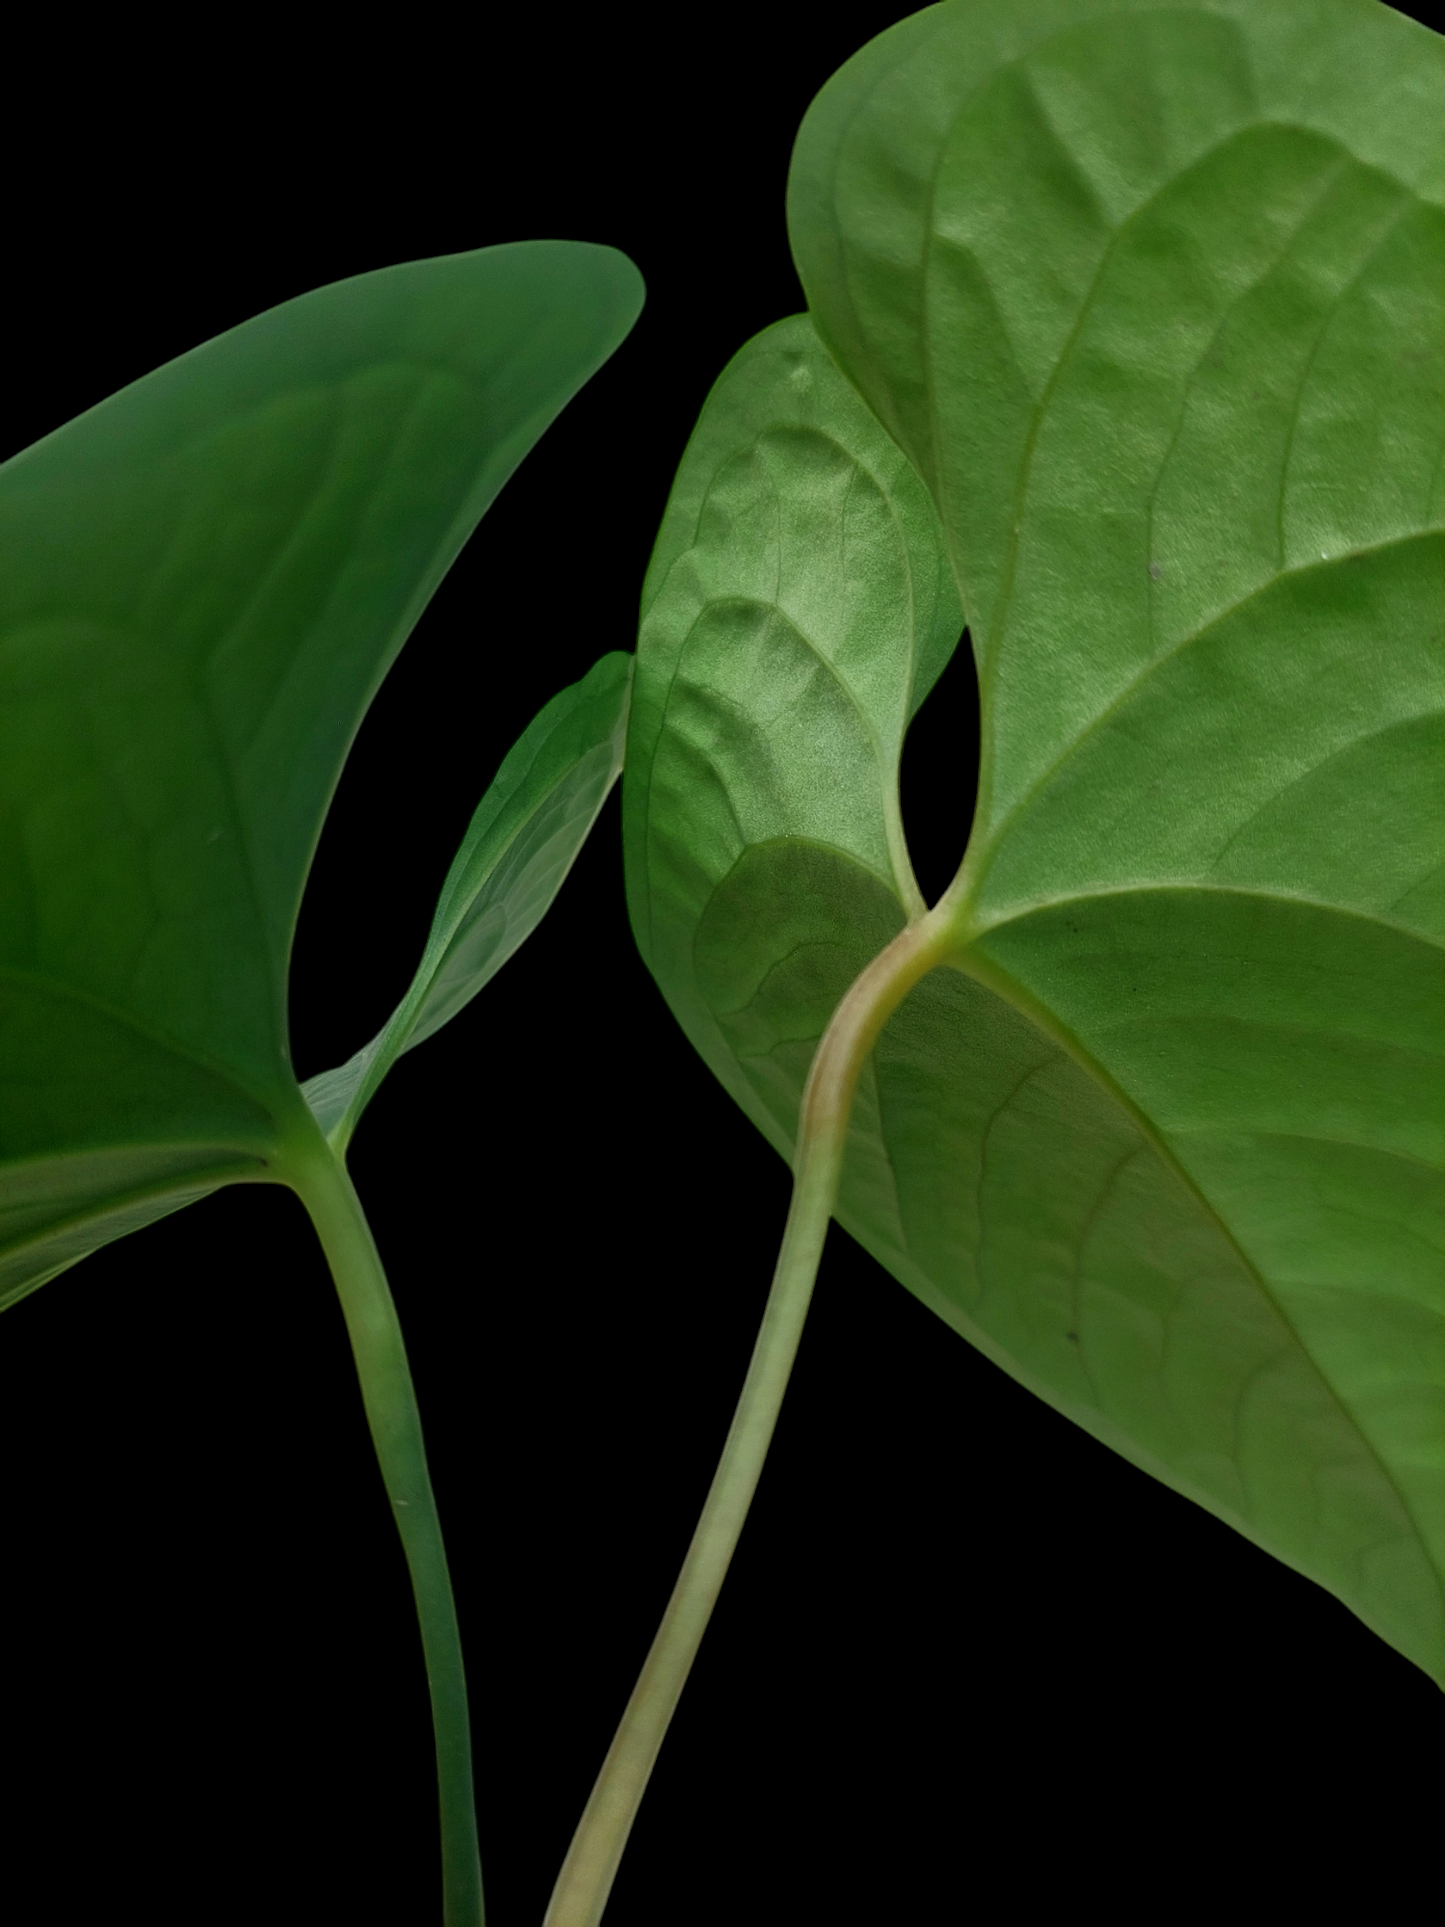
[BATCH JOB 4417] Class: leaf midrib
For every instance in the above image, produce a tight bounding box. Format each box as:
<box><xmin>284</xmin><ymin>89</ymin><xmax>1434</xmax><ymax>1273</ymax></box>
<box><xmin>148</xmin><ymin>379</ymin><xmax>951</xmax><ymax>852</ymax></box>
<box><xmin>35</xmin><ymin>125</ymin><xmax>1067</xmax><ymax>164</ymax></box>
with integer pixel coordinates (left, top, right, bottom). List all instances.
<box><xmin>0</xmin><ymin>1152</ymin><xmax>268</xmax><ymax>1264</ymax></box>
<box><xmin>965</xmin><ymin>877</ymin><xmax>1445</xmax><ymax>956</ymax></box>
<box><xmin>963</xmin><ymin>522</ymin><xmax>1445</xmax><ymax>900</ymax></box>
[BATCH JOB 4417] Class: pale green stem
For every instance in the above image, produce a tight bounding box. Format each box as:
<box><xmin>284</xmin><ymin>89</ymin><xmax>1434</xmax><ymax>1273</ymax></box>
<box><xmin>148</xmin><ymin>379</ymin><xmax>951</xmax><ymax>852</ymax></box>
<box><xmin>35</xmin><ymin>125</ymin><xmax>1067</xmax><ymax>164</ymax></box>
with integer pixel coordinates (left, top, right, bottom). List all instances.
<box><xmin>543</xmin><ymin>904</ymin><xmax>960</xmax><ymax>1927</ymax></box>
<box><xmin>283</xmin><ymin>1127</ymin><xmax>484</xmax><ymax>1927</ymax></box>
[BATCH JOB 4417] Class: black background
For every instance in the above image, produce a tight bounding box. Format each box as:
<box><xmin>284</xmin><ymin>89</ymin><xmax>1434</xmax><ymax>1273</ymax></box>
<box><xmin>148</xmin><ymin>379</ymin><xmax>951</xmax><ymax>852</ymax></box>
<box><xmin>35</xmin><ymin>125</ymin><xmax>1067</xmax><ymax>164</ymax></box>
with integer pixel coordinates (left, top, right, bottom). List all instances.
<box><xmin>0</xmin><ymin>5</ymin><xmax>1438</xmax><ymax>1921</ymax></box>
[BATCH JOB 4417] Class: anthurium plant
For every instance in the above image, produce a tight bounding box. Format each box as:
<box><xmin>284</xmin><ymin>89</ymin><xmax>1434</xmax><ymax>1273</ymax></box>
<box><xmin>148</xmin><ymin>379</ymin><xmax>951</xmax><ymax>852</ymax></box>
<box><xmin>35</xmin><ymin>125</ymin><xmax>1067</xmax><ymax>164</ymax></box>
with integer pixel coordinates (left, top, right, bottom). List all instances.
<box><xmin>1</xmin><ymin>2</ymin><xmax>1440</xmax><ymax>1921</ymax></box>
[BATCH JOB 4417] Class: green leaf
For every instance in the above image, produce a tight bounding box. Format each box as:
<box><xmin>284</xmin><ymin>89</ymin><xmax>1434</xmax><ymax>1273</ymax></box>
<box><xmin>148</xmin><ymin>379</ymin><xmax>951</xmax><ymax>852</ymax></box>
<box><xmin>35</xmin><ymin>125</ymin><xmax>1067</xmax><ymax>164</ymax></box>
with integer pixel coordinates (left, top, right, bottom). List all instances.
<box><xmin>628</xmin><ymin>0</ymin><xmax>1445</xmax><ymax>1682</ymax></box>
<box><xmin>625</xmin><ymin>313</ymin><xmax>963</xmax><ymax>1126</ymax></box>
<box><xmin>0</xmin><ymin>242</ymin><xmax>643</xmax><ymax>1312</ymax></box>
<box><xmin>304</xmin><ymin>649</ymin><xmax>633</xmax><ymax>1150</ymax></box>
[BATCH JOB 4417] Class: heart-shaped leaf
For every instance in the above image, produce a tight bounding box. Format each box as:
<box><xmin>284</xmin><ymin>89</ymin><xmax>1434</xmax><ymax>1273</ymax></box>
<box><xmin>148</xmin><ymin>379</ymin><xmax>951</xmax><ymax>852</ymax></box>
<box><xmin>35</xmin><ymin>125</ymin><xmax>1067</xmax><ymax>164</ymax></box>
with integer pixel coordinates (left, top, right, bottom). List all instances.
<box><xmin>0</xmin><ymin>242</ymin><xmax>643</xmax><ymax>1311</ymax></box>
<box><xmin>626</xmin><ymin>0</ymin><xmax>1445</xmax><ymax>1681</ymax></box>
<box><xmin>304</xmin><ymin>649</ymin><xmax>632</xmax><ymax>1149</ymax></box>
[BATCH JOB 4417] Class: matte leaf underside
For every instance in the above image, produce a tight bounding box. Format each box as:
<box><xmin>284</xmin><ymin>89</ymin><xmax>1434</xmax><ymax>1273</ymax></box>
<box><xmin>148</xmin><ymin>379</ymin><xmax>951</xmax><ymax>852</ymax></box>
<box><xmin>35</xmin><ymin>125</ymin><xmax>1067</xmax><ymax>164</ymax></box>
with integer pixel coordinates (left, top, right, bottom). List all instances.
<box><xmin>0</xmin><ymin>242</ymin><xmax>643</xmax><ymax>1310</ymax></box>
<box><xmin>626</xmin><ymin>0</ymin><xmax>1445</xmax><ymax>1680</ymax></box>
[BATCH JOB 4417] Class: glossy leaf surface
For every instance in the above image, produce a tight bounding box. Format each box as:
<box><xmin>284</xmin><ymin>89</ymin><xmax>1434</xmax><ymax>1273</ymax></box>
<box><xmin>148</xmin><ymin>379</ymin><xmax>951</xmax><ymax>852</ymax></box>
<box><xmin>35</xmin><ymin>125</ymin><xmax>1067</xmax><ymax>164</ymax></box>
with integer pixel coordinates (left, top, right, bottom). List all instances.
<box><xmin>0</xmin><ymin>243</ymin><xmax>643</xmax><ymax>1310</ymax></box>
<box><xmin>628</xmin><ymin>0</ymin><xmax>1445</xmax><ymax>1679</ymax></box>
<box><xmin>305</xmin><ymin>650</ymin><xmax>632</xmax><ymax>1149</ymax></box>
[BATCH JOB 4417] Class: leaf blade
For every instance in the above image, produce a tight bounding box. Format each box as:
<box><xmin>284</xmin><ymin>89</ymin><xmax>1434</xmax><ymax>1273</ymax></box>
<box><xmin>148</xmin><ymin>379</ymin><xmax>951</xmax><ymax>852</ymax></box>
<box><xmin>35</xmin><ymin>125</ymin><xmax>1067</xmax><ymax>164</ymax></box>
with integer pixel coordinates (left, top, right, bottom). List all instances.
<box><xmin>630</xmin><ymin>0</ymin><xmax>1445</xmax><ymax>1679</ymax></box>
<box><xmin>1</xmin><ymin>241</ymin><xmax>643</xmax><ymax>1298</ymax></box>
<box><xmin>304</xmin><ymin>651</ymin><xmax>633</xmax><ymax>1147</ymax></box>
<box><xmin>623</xmin><ymin>312</ymin><xmax>964</xmax><ymax>1125</ymax></box>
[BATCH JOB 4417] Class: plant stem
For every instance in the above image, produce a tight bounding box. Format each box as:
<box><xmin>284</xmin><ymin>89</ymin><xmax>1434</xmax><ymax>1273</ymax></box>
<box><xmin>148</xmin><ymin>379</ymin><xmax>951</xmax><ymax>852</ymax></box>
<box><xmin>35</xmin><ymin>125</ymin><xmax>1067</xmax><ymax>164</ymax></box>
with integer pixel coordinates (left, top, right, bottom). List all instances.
<box><xmin>285</xmin><ymin>1129</ymin><xmax>483</xmax><ymax>1927</ymax></box>
<box><xmin>542</xmin><ymin>905</ymin><xmax>959</xmax><ymax>1927</ymax></box>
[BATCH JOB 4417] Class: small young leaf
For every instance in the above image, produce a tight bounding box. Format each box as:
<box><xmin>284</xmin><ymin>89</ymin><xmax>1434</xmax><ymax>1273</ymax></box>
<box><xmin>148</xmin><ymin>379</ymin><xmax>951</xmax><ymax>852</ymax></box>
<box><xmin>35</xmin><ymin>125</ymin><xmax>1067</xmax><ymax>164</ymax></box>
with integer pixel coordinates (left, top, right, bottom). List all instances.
<box><xmin>629</xmin><ymin>0</ymin><xmax>1445</xmax><ymax>1681</ymax></box>
<box><xmin>304</xmin><ymin>650</ymin><xmax>633</xmax><ymax>1149</ymax></box>
<box><xmin>0</xmin><ymin>243</ymin><xmax>643</xmax><ymax>1310</ymax></box>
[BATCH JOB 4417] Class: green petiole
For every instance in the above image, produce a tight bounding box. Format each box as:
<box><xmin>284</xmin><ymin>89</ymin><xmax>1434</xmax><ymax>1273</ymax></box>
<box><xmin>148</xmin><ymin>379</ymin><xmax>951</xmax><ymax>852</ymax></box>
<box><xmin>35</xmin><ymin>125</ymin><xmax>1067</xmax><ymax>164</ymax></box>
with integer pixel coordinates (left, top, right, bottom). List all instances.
<box><xmin>543</xmin><ymin>903</ymin><xmax>960</xmax><ymax>1927</ymax></box>
<box><xmin>284</xmin><ymin>1124</ymin><xmax>484</xmax><ymax>1927</ymax></box>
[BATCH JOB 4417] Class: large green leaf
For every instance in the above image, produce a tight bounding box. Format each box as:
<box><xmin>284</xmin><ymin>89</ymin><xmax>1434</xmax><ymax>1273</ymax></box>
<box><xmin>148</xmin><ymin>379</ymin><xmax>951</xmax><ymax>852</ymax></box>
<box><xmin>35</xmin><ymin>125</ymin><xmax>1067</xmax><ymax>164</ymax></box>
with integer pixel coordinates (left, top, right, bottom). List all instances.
<box><xmin>304</xmin><ymin>649</ymin><xmax>633</xmax><ymax>1150</ymax></box>
<box><xmin>0</xmin><ymin>242</ymin><xmax>643</xmax><ymax>1312</ymax></box>
<box><xmin>626</xmin><ymin>0</ymin><xmax>1445</xmax><ymax>1681</ymax></box>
